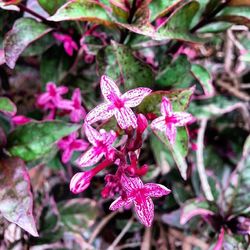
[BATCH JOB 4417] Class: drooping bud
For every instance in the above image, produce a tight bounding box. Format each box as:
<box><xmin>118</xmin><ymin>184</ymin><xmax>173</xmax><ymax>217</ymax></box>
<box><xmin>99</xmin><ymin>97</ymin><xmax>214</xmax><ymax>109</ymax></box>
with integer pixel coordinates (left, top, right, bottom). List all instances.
<box><xmin>137</xmin><ymin>114</ymin><xmax>148</xmax><ymax>134</ymax></box>
<box><xmin>70</xmin><ymin>171</ymin><xmax>93</xmax><ymax>194</ymax></box>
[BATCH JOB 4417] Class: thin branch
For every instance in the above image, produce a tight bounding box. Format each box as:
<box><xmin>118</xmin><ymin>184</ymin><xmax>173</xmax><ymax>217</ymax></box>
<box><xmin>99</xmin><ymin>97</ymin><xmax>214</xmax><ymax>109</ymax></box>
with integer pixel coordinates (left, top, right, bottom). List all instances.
<box><xmin>141</xmin><ymin>227</ymin><xmax>152</xmax><ymax>250</ymax></box>
<box><xmin>88</xmin><ymin>211</ymin><xmax>118</xmax><ymax>245</ymax></box>
<box><xmin>107</xmin><ymin>217</ymin><xmax>134</xmax><ymax>250</ymax></box>
<box><xmin>196</xmin><ymin>118</ymin><xmax>214</xmax><ymax>201</ymax></box>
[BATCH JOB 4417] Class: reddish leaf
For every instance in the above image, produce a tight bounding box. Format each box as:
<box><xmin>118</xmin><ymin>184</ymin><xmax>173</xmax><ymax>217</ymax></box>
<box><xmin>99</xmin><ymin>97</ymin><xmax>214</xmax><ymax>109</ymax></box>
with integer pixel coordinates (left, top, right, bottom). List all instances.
<box><xmin>0</xmin><ymin>157</ymin><xmax>38</xmax><ymax>237</ymax></box>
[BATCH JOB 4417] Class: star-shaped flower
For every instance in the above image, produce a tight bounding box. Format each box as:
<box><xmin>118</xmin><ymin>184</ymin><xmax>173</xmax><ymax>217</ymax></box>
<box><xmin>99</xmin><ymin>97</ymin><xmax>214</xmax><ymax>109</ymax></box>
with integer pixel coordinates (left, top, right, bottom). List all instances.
<box><xmin>76</xmin><ymin>123</ymin><xmax>116</xmax><ymax>167</ymax></box>
<box><xmin>109</xmin><ymin>174</ymin><xmax>171</xmax><ymax>227</ymax></box>
<box><xmin>69</xmin><ymin>88</ymin><xmax>86</xmax><ymax>123</ymax></box>
<box><xmin>151</xmin><ymin>97</ymin><xmax>195</xmax><ymax>145</ymax></box>
<box><xmin>37</xmin><ymin>82</ymin><xmax>72</xmax><ymax>110</ymax></box>
<box><xmin>58</xmin><ymin>132</ymin><xmax>89</xmax><ymax>163</ymax></box>
<box><xmin>86</xmin><ymin>75</ymin><xmax>152</xmax><ymax>129</ymax></box>
<box><xmin>53</xmin><ymin>33</ymin><xmax>78</xmax><ymax>56</ymax></box>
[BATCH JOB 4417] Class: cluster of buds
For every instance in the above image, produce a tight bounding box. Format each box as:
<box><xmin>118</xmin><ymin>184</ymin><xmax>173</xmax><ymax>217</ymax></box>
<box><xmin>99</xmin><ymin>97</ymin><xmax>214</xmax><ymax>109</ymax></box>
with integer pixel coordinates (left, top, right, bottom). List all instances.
<box><xmin>67</xmin><ymin>75</ymin><xmax>194</xmax><ymax>227</ymax></box>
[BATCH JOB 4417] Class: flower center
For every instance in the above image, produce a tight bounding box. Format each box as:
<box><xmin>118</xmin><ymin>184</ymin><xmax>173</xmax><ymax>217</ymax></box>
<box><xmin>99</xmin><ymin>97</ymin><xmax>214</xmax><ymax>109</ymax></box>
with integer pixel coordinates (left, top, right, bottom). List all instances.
<box><xmin>165</xmin><ymin>115</ymin><xmax>177</xmax><ymax>124</ymax></box>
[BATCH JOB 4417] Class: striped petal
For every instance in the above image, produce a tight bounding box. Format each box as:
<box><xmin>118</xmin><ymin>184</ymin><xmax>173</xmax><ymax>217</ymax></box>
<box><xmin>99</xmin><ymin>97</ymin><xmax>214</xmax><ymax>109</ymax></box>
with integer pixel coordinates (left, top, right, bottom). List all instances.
<box><xmin>144</xmin><ymin>183</ymin><xmax>171</xmax><ymax>198</ymax></box>
<box><xmin>76</xmin><ymin>147</ymin><xmax>103</xmax><ymax>167</ymax></box>
<box><xmin>122</xmin><ymin>88</ymin><xmax>152</xmax><ymax>107</ymax></box>
<box><xmin>134</xmin><ymin>196</ymin><xmax>154</xmax><ymax>227</ymax></box>
<box><xmin>151</xmin><ymin>116</ymin><xmax>166</xmax><ymax>132</ymax></box>
<box><xmin>172</xmin><ymin>112</ymin><xmax>195</xmax><ymax>126</ymax></box>
<box><xmin>161</xmin><ymin>97</ymin><xmax>172</xmax><ymax>116</ymax></box>
<box><xmin>84</xmin><ymin>123</ymin><xmax>102</xmax><ymax>146</ymax></box>
<box><xmin>86</xmin><ymin>103</ymin><xmax>114</xmax><ymax>124</ymax></box>
<box><xmin>114</xmin><ymin>107</ymin><xmax>137</xmax><ymax>129</ymax></box>
<box><xmin>165</xmin><ymin>123</ymin><xmax>177</xmax><ymax>145</ymax></box>
<box><xmin>100</xmin><ymin>75</ymin><xmax>121</xmax><ymax>102</ymax></box>
<box><xmin>109</xmin><ymin>196</ymin><xmax>133</xmax><ymax>211</ymax></box>
<box><xmin>121</xmin><ymin>174</ymin><xmax>143</xmax><ymax>193</ymax></box>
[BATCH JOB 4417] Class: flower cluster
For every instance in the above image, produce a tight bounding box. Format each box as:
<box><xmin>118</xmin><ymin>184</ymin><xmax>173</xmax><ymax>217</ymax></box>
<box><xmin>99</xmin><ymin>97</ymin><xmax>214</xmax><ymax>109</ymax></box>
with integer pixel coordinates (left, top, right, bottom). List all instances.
<box><xmin>68</xmin><ymin>75</ymin><xmax>194</xmax><ymax>227</ymax></box>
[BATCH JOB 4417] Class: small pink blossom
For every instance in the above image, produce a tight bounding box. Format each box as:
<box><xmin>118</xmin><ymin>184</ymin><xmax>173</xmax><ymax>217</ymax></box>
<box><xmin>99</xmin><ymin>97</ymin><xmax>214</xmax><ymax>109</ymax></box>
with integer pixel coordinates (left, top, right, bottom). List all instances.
<box><xmin>86</xmin><ymin>75</ymin><xmax>152</xmax><ymax>129</ymax></box>
<box><xmin>37</xmin><ymin>82</ymin><xmax>72</xmax><ymax>111</ymax></box>
<box><xmin>12</xmin><ymin>115</ymin><xmax>31</xmax><ymax>125</ymax></box>
<box><xmin>69</xmin><ymin>88</ymin><xmax>86</xmax><ymax>123</ymax></box>
<box><xmin>58</xmin><ymin>132</ymin><xmax>89</xmax><ymax>163</ymax></box>
<box><xmin>53</xmin><ymin>33</ymin><xmax>78</xmax><ymax>56</ymax></box>
<box><xmin>76</xmin><ymin>123</ymin><xmax>116</xmax><ymax>167</ymax></box>
<box><xmin>151</xmin><ymin>97</ymin><xmax>195</xmax><ymax>145</ymax></box>
<box><xmin>110</xmin><ymin>174</ymin><xmax>171</xmax><ymax>227</ymax></box>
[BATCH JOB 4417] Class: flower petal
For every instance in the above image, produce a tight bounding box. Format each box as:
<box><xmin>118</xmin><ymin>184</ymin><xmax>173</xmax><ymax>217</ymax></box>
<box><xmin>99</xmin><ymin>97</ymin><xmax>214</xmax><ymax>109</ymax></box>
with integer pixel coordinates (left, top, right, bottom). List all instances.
<box><xmin>122</xmin><ymin>88</ymin><xmax>152</xmax><ymax>107</ymax></box>
<box><xmin>84</xmin><ymin>123</ymin><xmax>102</xmax><ymax>146</ymax></box>
<box><xmin>161</xmin><ymin>97</ymin><xmax>172</xmax><ymax>116</ymax></box>
<box><xmin>165</xmin><ymin>123</ymin><xmax>177</xmax><ymax>145</ymax></box>
<box><xmin>56</xmin><ymin>99</ymin><xmax>73</xmax><ymax>110</ymax></box>
<box><xmin>114</xmin><ymin>107</ymin><xmax>137</xmax><ymax>129</ymax></box>
<box><xmin>37</xmin><ymin>93</ymin><xmax>50</xmax><ymax>106</ymax></box>
<box><xmin>121</xmin><ymin>174</ymin><xmax>143</xmax><ymax>193</ymax></box>
<box><xmin>61</xmin><ymin>148</ymin><xmax>73</xmax><ymax>163</ymax></box>
<box><xmin>151</xmin><ymin>116</ymin><xmax>166</xmax><ymax>132</ymax></box>
<box><xmin>109</xmin><ymin>196</ymin><xmax>134</xmax><ymax>211</ymax></box>
<box><xmin>172</xmin><ymin>112</ymin><xmax>195</xmax><ymax>126</ymax></box>
<box><xmin>144</xmin><ymin>183</ymin><xmax>171</xmax><ymax>198</ymax></box>
<box><xmin>86</xmin><ymin>103</ymin><xmax>114</xmax><ymax>124</ymax></box>
<box><xmin>134</xmin><ymin>196</ymin><xmax>154</xmax><ymax>227</ymax></box>
<box><xmin>100</xmin><ymin>75</ymin><xmax>121</xmax><ymax>102</ymax></box>
<box><xmin>76</xmin><ymin>147</ymin><xmax>103</xmax><ymax>167</ymax></box>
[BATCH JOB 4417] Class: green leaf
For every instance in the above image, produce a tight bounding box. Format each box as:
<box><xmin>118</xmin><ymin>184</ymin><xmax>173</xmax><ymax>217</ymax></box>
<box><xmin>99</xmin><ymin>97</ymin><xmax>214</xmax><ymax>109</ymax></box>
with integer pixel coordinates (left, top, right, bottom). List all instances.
<box><xmin>3</xmin><ymin>17</ymin><xmax>52</xmax><ymax>69</ymax></box>
<box><xmin>137</xmin><ymin>87</ymin><xmax>195</xmax><ymax>115</ymax></box>
<box><xmin>197</xmin><ymin>21</ymin><xmax>232</xmax><ymax>33</ymax></box>
<box><xmin>149</xmin><ymin>0</ymin><xmax>183</xmax><ymax>22</ymax></box>
<box><xmin>153</xmin><ymin>128</ymin><xmax>189</xmax><ymax>180</ymax></box>
<box><xmin>48</xmin><ymin>0</ymin><xmax>113</xmax><ymax>26</ymax></box>
<box><xmin>191</xmin><ymin>64</ymin><xmax>214</xmax><ymax>98</ymax></box>
<box><xmin>156</xmin><ymin>55</ymin><xmax>192</xmax><ymax>87</ymax></box>
<box><xmin>0</xmin><ymin>157</ymin><xmax>38</xmax><ymax>236</ymax></box>
<box><xmin>7</xmin><ymin>121</ymin><xmax>80</xmax><ymax>161</ymax></box>
<box><xmin>58</xmin><ymin>198</ymin><xmax>98</xmax><ymax>233</ymax></box>
<box><xmin>38</xmin><ymin>0</ymin><xmax>67</xmax><ymax>15</ymax></box>
<box><xmin>0</xmin><ymin>97</ymin><xmax>16</xmax><ymax>116</ymax></box>
<box><xmin>96</xmin><ymin>41</ymin><xmax>154</xmax><ymax>90</ymax></box>
<box><xmin>156</xmin><ymin>1</ymin><xmax>203</xmax><ymax>43</ymax></box>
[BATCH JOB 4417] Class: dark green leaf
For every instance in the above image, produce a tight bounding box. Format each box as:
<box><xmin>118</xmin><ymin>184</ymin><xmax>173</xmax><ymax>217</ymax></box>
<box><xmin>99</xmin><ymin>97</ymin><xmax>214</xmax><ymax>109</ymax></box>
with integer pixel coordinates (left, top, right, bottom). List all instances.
<box><xmin>0</xmin><ymin>157</ymin><xmax>38</xmax><ymax>236</ymax></box>
<box><xmin>7</xmin><ymin>121</ymin><xmax>80</xmax><ymax>161</ymax></box>
<box><xmin>38</xmin><ymin>0</ymin><xmax>67</xmax><ymax>15</ymax></box>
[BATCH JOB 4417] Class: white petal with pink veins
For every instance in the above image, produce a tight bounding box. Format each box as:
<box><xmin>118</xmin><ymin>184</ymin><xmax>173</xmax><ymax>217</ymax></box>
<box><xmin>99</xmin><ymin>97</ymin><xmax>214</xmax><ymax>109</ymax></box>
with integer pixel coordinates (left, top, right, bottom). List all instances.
<box><xmin>109</xmin><ymin>196</ymin><xmax>133</xmax><ymax>211</ymax></box>
<box><xmin>84</xmin><ymin>123</ymin><xmax>102</xmax><ymax>146</ymax></box>
<box><xmin>160</xmin><ymin>96</ymin><xmax>173</xmax><ymax>116</ymax></box>
<box><xmin>100</xmin><ymin>75</ymin><xmax>121</xmax><ymax>102</ymax></box>
<box><xmin>121</xmin><ymin>174</ymin><xmax>143</xmax><ymax>193</ymax></box>
<box><xmin>86</xmin><ymin>103</ymin><xmax>114</xmax><ymax>124</ymax></box>
<box><xmin>76</xmin><ymin>147</ymin><xmax>103</xmax><ymax>167</ymax></box>
<box><xmin>165</xmin><ymin>122</ymin><xmax>177</xmax><ymax>145</ymax></box>
<box><xmin>114</xmin><ymin>107</ymin><xmax>137</xmax><ymax>129</ymax></box>
<box><xmin>151</xmin><ymin>116</ymin><xmax>166</xmax><ymax>132</ymax></box>
<box><xmin>172</xmin><ymin>112</ymin><xmax>195</xmax><ymax>126</ymax></box>
<box><xmin>122</xmin><ymin>88</ymin><xmax>152</xmax><ymax>107</ymax></box>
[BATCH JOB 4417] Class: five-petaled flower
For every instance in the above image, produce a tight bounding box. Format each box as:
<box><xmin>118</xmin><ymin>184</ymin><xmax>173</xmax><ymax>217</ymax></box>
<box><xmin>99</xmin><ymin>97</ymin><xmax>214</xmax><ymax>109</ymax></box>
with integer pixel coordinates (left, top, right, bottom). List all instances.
<box><xmin>151</xmin><ymin>97</ymin><xmax>195</xmax><ymax>145</ymax></box>
<box><xmin>86</xmin><ymin>75</ymin><xmax>152</xmax><ymax>129</ymax></box>
<box><xmin>53</xmin><ymin>33</ymin><xmax>78</xmax><ymax>56</ymax></box>
<box><xmin>109</xmin><ymin>174</ymin><xmax>171</xmax><ymax>227</ymax></box>
<box><xmin>76</xmin><ymin>123</ymin><xmax>116</xmax><ymax>167</ymax></box>
<box><xmin>37</xmin><ymin>82</ymin><xmax>72</xmax><ymax>111</ymax></box>
<box><xmin>58</xmin><ymin>132</ymin><xmax>89</xmax><ymax>163</ymax></box>
<box><xmin>69</xmin><ymin>88</ymin><xmax>86</xmax><ymax>123</ymax></box>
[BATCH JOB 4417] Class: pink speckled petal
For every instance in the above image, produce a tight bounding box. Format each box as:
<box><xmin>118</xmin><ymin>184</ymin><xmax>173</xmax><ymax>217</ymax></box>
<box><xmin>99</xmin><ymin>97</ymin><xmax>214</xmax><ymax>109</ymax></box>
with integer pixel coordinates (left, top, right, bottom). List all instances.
<box><xmin>76</xmin><ymin>147</ymin><xmax>103</xmax><ymax>167</ymax></box>
<box><xmin>161</xmin><ymin>97</ymin><xmax>172</xmax><ymax>116</ymax></box>
<box><xmin>172</xmin><ymin>112</ymin><xmax>195</xmax><ymax>126</ymax></box>
<box><xmin>121</xmin><ymin>174</ymin><xmax>143</xmax><ymax>193</ymax></box>
<box><xmin>151</xmin><ymin>116</ymin><xmax>166</xmax><ymax>132</ymax></box>
<box><xmin>109</xmin><ymin>196</ymin><xmax>133</xmax><ymax>211</ymax></box>
<box><xmin>114</xmin><ymin>107</ymin><xmax>137</xmax><ymax>129</ymax></box>
<box><xmin>84</xmin><ymin>123</ymin><xmax>102</xmax><ymax>146</ymax></box>
<box><xmin>61</xmin><ymin>148</ymin><xmax>73</xmax><ymax>163</ymax></box>
<box><xmin>86</xmin><ymin>103</ymin><xmax>114</xmax><ymax>124</ymax></box>
<box><xmin>165</xmin><ymin>123</ymin><xmax>177</xmax><ymax>145</ymax></box>
<box><xmin>122</xmin><ymin>88</ymin><xmax>152</xmax><ymax>107</ymax></box>
<box><xmin>144</xmin><ymin>183</ymin><xmax>171</xmax><ymax>198</ymax></box>
<box><xmin>134</xmin><ymin>196</ymin><xmax>154</xmax><ymax>227</ymax></box>
<box><xmin>100</xmin><ymin>75</ymin><xmax>121</xmax><ymax>102</ymax></box>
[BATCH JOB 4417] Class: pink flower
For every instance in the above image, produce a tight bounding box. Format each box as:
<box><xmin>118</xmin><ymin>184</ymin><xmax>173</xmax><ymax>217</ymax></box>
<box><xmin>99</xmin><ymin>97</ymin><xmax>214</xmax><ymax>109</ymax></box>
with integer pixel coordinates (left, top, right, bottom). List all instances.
<box><xmin>37</xmin><ymin>82</ymin><xmax>72</xmax><ymax>110</ymax></box>
<box><xmin>12</xmin><ymin>115</ymin><xmax>31</xmax><ymax>125</ymax></box>
<box><xmin>86</xmin><ymin>75</ymin><xmax>152</xmax><ymax>129</ymax></box>
<box><xmin>151</xmin><ymin>97</ymin><xmax>195</xmax><ymax>145</ymax></box>
<box><xmin>58</xmin><ymin>132</ymin><xmax>89</xmax><ymax>163</ymax></box>
<box><xmin>53</xmin><ymin>33</ymin><xmax>78</xmax><ymax>56</ymax></box>
<box><xmin>76</xmin><ymin>123</ymin><xmax>116</xmax><ymax>167</ymax></box>
<box><xmin>69</xmin><ymin>88</ymin><xmax>86</xmax><ymax>123</ymax></box>
<box><xmin>109</xmin><ymin>174</ymin><xmax>171</xmax><ymax>227</ymax></box>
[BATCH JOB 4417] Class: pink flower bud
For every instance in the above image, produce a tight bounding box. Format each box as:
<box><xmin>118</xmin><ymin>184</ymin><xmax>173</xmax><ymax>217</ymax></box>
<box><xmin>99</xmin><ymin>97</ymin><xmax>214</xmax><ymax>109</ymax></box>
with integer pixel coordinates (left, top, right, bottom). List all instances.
<box><xmin>70</xmin><ymin>171</ymin><xmax>93</xmax><ymax>194</ymax></box>
<box><xmin>137</xmin><ymin>114</ymin><xmax>148</xmax><ymax>134</ymax></box>
<box><xmin>12</xmin><ymin>115</ymin><xmax>31</xmax><ymax>125</ymax></box>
